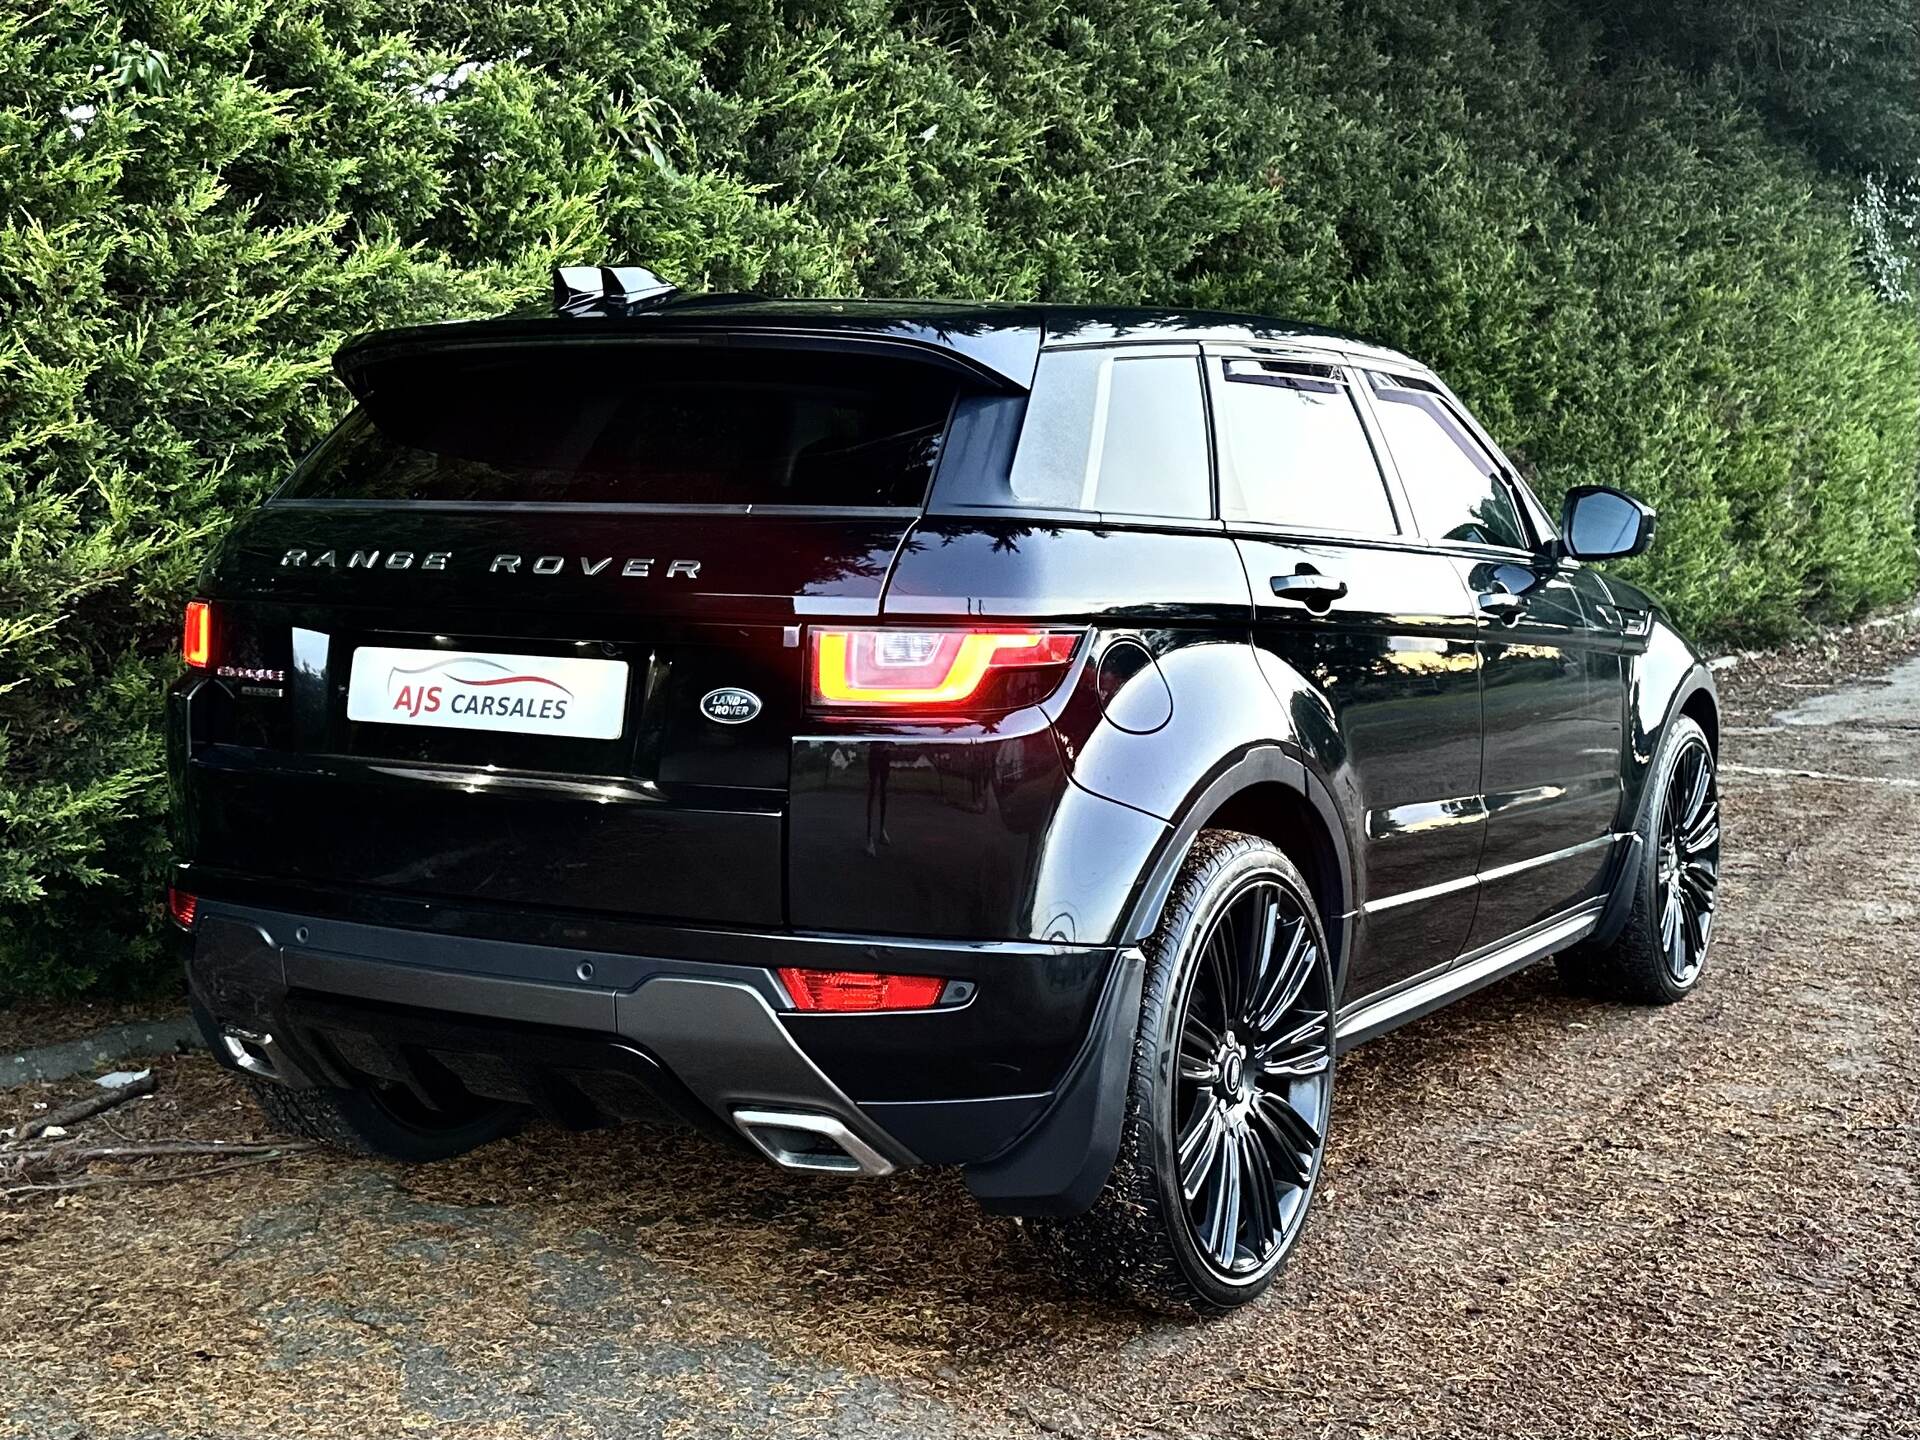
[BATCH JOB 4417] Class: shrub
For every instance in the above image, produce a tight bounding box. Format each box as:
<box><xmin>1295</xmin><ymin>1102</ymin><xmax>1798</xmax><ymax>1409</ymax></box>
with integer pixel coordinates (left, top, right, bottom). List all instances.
<box><xmin>1</xmin><ymin>0</ymin><xmax>1914</xmax><ymax>995</ymax></box>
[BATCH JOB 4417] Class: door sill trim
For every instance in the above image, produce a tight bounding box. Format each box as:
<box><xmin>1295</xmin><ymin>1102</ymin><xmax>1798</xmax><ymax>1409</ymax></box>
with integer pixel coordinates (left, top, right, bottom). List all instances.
<box><xmin>1335</xmin><ymin>900</ymin><xmax>1602</xmax><ymax>1051</ymax></box>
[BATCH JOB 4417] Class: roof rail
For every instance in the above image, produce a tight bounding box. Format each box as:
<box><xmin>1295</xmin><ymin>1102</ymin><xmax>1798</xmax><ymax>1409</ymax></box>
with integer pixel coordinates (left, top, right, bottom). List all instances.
<box><xmin>552</xmin><ymin>265</ymin><xmax>679</xmax><ymax>316</ymax></box>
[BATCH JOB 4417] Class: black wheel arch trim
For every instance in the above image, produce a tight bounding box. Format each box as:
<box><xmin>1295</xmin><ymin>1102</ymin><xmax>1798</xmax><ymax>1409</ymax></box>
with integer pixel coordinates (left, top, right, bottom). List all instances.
<box><xmin>1118</xmin><ymin>745</ymin><xmax>1356</xmax><ymax>987</ymax></box>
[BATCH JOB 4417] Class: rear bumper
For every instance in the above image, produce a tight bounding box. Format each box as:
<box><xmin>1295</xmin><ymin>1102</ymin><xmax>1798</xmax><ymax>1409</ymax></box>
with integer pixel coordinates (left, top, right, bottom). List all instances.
<box><xmin>184</xmin><ymin>898</ymin><xmax>1134</xmax><ymax>1206</ymax></box>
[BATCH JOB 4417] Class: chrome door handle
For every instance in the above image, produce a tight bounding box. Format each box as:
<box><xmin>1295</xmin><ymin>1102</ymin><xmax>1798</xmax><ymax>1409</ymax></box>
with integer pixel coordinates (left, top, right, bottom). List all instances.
<box><xmin>1478</xmin><ymin>590</ymin><xmax>1525</xmax><ymax>623</ymax></box>
<box><xmin>1271</xmin><ymin>573</ymin><xmax>1348</xmax><ymax>605</ymax></box>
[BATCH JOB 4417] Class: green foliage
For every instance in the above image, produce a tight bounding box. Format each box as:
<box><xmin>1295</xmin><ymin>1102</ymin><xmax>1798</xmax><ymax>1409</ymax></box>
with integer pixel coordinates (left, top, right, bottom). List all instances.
<box><xmin>2</xmin><ymin>0</ymin><xmax>1915</xmax><ymax>996</ymax></box>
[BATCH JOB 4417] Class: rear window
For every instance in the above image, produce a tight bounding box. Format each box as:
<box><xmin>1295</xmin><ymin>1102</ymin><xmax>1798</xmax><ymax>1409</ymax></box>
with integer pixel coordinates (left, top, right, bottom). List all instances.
<box><xmin>281</xmin><ymin>347</ymin><xmax>958</xmax><ymax>508</ymax></box>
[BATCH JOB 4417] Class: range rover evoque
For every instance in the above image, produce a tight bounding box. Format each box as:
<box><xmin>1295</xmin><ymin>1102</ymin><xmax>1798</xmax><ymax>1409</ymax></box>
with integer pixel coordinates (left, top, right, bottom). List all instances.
<box><xmin>169</xmin><ymin>266</ymin><xmax>1723</xmax><ymax>1313</ymax></box>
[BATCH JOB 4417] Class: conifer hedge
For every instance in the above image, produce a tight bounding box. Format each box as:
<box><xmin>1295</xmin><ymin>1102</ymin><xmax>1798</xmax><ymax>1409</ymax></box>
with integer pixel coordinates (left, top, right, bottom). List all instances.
<box><xmin>2</xmin><ymin>0</ymin><xmax>1915</xmax><ymax>994</ymax></box>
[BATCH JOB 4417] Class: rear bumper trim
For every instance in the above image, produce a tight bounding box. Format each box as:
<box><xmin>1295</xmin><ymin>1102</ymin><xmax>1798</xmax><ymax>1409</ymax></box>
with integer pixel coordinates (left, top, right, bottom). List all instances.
<box><xmin>192</xmin><ymin>901</ymin><xmax>1129</xmax><ymax>1174</ymax></box>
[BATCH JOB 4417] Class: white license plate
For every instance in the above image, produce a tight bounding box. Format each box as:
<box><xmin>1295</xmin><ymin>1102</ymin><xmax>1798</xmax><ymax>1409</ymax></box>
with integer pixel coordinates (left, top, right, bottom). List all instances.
<box><xmin>346</xmin><ymin>646</ymin><xmax>629</xmax><ymax>740</ymax></box>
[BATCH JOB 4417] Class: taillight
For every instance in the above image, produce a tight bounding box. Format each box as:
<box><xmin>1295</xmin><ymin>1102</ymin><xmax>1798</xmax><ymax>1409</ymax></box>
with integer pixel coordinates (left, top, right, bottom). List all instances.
<box><xmin>809</xmin><ymin>627</ymin><xmax>1081</xmax><ymax>710</ymax></box>
<box><xmin>778</xmin><ymin>968</ymin><xmax>947</xmax><ymax>1012</ymax></box>
<box><xmin>166</xmin><ymin>886</ymin><xmax>198</xmax><ymax>930</ymax></box>
<box><xmin>181</xmin><ymin>600</ymin><xmax>215</xmax><ymax>669</ymax></box>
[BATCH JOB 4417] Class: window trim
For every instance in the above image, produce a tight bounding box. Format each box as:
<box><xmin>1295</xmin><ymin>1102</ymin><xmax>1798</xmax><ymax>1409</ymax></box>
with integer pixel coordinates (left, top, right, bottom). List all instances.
<box><xmin>1356</xmin><ymin>370</ymin><xmax>1542</xmax><ymax>557</ymax></box>
<box><xmin>1203</xmin><ymin>347</ymin><xmax>1407</xmax><ymax>543</ymax></box>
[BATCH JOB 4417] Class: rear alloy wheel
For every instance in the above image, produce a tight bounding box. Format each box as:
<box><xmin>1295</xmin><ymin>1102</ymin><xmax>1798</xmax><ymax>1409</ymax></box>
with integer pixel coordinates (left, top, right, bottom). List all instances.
<box><xmin>1030</xmin><ymin>831</ymin><xmax>1334</xmax><ymax>1314</ymax></box>
<box><xmin>1560</xmin><ymin>714</ymin><xmax>1721</xmax><ymax>1004</ymax></box>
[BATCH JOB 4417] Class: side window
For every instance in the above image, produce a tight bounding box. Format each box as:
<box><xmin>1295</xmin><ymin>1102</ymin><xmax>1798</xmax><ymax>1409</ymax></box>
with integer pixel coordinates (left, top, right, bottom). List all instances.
<box><xmin>1215</xmin><ymin>359</ymin><xmax>1398</xmax><ymax>535</ymax></box>
<box><xmin>1008</xmin><ymin>350</ymin><xmax>1211</xmax><ymax>519</ymax></box>
<box><xmin>1367</xmin><ymin>374</ymin><xmax>1527</xmax><ymax>550</ymax></box>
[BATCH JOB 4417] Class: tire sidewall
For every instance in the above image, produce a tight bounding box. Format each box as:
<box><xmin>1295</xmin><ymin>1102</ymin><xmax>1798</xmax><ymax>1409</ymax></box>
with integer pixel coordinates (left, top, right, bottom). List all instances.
<box><xmin>1142</xmin><ymin>840</ymin><xmax>1334</xmax><ymax>1309</ymax></box>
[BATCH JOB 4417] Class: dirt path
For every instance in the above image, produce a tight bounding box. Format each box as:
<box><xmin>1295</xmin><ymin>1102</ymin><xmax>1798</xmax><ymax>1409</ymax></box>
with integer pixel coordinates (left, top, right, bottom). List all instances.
<box><xmin>4</xmin><ymin>636</ymin><xmax>1917</xmax><ymax>1439</ymax></box>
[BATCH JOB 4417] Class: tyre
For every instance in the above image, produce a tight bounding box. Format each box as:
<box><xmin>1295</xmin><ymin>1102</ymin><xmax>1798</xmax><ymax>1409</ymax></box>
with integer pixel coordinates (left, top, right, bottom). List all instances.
<box><xmin>1559</xmin><ymin>714</ymin><xmax>1721</xmax><ymax>1004</ymax></box>
<box><xmin>1030</xmin><ymin>830</ymin><xmax>1336</xmax><ymax>1315</ymax></box>
<box><xmin>241</xmin><ymin>1074</ymin><xmax>524</xmax><ymax>1163</ymax></box>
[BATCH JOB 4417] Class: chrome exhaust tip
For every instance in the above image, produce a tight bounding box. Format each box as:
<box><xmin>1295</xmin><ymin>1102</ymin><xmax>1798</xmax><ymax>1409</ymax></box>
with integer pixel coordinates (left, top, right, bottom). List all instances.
<box><xmin>219</xmin><ymin>1026</ymin><xmax>283</xmax><ymax>1081</ymax></box>
<box><xmin>731</xmin><ymin>1108</ymin><xmax>896</xmax><ymax>1178</ymax></box>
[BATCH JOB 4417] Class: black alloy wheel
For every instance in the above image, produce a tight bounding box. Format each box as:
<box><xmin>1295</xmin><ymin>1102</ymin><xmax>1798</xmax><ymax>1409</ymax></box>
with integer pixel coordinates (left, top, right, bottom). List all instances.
<box><xmin>1171</xmin><ymin>874</ymin><xmax>1334</xmax><ymax>1281</ymax></box>
<box><xmin>1558</xmin><ymin>713</ymin><xmax>1722</xmax><ymax>1005</ymax></box>
<box><xmin>1655</xmin><ymin>730</ymin><xmax>1720</xmax><ymax>987</ymax></box>
<box><xmin>1029</xmin><ymin>832</ymin><xmax>1335</xmax><ymax>1314</ymax></box>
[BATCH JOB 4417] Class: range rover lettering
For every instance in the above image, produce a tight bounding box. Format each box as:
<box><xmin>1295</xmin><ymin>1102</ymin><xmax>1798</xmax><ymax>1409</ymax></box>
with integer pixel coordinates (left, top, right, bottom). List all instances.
<box><xmin>167</xmin><ymin>267</ymin><xmax>1722</xmax><ymax>1313</ymax></box>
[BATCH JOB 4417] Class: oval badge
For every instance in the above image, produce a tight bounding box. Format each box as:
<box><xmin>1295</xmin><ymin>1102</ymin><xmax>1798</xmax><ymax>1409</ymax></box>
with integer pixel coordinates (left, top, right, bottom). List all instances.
<box><xmin>700</xmin><ymin>687</ymin><xmax>762</xmax><ymax>725</ymax></box>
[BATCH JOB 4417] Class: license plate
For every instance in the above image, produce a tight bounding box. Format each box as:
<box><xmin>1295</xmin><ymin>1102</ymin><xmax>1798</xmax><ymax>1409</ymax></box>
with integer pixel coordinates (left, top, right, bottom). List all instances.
<box><xmin>346</xmin><ymin>646</ymin><xmax>629</xmax><ymax>740</ymax></box>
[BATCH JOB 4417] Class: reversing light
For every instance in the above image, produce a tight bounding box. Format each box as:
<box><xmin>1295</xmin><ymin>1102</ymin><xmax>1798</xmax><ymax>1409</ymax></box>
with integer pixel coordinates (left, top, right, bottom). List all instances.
<box><xmin>182</xmin><ymin>600</ymin><xmax>215</xmax><ymax>669</ymax></box>
<box><xmin>810</xmin><ymin>627</ymin><xmax>1081</xmax><ymax>709</ymax></box>
<box><xmin>778</xmin><ymin>968</ymin><xmax>948</xmax><ymax>1012</ymax></box>
<box><xmin>166</xmin><ymin>886</ymin><xmax>199</xmax><ymax>930</ymax></box>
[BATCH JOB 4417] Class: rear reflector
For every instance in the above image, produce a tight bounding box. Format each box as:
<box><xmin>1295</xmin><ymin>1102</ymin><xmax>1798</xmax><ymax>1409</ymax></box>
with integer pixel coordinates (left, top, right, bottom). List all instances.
<box><xmin>777</xmin><ymin>967</ymin><xmax>947</xmax><ymax>1012</ymax></box>
<box><xmin>166</xmin><ymin>886</ymin><xmax>198</xmax><ymax>930</ymax></box>
<box><xmin>810</xmin><ymin>627</ymin><xmax>1080</xmax><ymax>710</ymax></box>
<box><xmin>182</xmin><ymin>600</ymin><xmax>214</xmax><ymax>669</ymax></box>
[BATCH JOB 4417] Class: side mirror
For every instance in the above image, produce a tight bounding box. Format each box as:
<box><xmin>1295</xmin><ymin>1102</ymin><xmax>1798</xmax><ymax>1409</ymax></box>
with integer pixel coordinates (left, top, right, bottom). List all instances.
<box><xmin>1559</xmin><ymin>485</ymin><xmax>1655</xmax><ymax>561</ymax></box>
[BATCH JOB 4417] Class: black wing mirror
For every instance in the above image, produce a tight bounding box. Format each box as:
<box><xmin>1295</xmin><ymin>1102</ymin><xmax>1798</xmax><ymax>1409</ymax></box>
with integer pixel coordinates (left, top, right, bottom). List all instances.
<box><xmin>1559</xmin><ymin>485</ymin><xmax>1655</xmax><ymax>561</ymax></box>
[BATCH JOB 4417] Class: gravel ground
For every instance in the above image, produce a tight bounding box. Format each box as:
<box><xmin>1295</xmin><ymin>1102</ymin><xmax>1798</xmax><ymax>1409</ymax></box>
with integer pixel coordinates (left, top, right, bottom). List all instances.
<box><xmin>3</xmin><ymin>627</ymin><xmax>1917</xmax><ymax>1439</ymax></box>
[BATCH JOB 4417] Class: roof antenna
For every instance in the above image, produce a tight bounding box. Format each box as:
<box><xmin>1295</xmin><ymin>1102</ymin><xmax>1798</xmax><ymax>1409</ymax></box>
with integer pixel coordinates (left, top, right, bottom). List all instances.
<box><xmin>552</xmin><ymin>265</ymin><xmax>680</xmax><ymax>315</ymax></box>
<box><xmin>600</xmin><ymin>265</ymin><xmax>678</xmax><ymax>307</ymax></box>
<box><xmin>553</xmin><ymin>265</ymin><xmax>604</xmax><ymax>315</ymax></box>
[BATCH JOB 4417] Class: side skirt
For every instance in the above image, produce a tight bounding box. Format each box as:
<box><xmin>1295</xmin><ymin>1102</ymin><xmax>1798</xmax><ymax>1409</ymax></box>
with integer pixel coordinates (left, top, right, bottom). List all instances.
<box><xmin>1333</xmin><ymin>900</ymin><xmax>1602</xmax><ymax>1053</ymax></box>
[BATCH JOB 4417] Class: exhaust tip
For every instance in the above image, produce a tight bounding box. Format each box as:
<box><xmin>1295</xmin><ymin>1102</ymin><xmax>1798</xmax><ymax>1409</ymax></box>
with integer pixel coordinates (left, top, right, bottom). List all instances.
<box><xmin>732</xmin><ymin>1108</ymin><xmax>895</xmax><ymax>1178</ymax></box>
<box><xmin>219</xmin><ymin>1027</ymin><xmax>281</xmax><ymax>1081</ymax></box>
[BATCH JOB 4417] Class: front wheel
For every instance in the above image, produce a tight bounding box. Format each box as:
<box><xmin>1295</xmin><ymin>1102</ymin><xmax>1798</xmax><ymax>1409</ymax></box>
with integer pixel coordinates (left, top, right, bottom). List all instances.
<box><xmin>1560</xmin><ymin>714</ymin><xmax>1721</xmax><ymax>1004</ymax></box>
<box><xmin>1030</xmin><ymin>830</ymin><xmax>1335</xmax><ymax>1314</ymax></box>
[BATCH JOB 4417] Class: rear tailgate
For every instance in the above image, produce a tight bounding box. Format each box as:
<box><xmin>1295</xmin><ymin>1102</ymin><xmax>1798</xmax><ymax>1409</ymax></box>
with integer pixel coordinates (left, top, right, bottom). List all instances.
<box><xmin>175</xmin><ymin>337</ymin><xmax>953</xmax><ymax>926</ymax></box>
<box><xmin>182</xmin><ymin>510</ymin><xmax>911</xmax><ymax>925</ymax></box>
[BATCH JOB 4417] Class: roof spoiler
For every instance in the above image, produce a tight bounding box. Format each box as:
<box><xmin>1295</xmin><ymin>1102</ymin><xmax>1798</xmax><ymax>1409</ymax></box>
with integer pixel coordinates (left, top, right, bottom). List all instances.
<box><xmin>553</xmin><ymin>264</ymin><xmax>679</xmax><ymax>315</ymax></box>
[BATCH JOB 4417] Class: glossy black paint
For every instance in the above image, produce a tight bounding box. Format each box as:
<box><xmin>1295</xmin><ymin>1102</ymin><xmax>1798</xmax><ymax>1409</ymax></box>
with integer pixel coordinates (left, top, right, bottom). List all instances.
<box><xmin>170</xmin><ymin>295</ymin><xmax>1717</xmax><ymax>1214</ymax></box>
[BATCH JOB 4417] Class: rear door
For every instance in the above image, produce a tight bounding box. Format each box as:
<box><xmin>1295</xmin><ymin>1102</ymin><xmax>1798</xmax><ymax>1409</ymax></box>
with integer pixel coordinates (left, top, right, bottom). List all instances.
<box><xmin>179</xmin><ymin>341</ymin><xmax>959</xmax><ymax>926</ymax></box>
<box><xmin>1209</xmin><ymin>349</ymin><xmax>1486</xmax><ymax>997</ymax></box>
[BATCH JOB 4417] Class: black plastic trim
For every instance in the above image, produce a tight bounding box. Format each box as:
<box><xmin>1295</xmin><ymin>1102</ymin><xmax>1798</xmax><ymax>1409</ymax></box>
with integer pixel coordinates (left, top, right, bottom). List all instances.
<box><xmin>963</xmin><ymin>945</ymin><xmax>1146</xmax><ymax>1216</ymax></box>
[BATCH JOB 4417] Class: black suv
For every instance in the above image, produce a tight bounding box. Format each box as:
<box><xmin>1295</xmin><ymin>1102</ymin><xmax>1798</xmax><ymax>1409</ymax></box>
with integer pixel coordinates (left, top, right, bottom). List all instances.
<box><xmin>169</xmin><ymin>268</ymin><xmax>1722</xmax><ymax>1312</ymax></box>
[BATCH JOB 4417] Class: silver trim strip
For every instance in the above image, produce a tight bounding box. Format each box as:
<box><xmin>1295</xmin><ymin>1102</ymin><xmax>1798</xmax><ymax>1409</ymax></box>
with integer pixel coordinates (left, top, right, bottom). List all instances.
<box><xmin>1364</xmin><ymin>833</ymin><xmax>1620</xmax><ymax>915</ymax></box>
<box><xmin>1337</xmin><ymin>901</ymin><xmax>1602</xmax><ymax>1046</ymax></box>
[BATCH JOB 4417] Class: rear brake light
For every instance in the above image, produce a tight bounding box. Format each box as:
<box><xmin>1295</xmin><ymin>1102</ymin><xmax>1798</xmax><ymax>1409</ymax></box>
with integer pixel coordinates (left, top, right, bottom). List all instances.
<box><xmin>166</xmin><ymin>886</ymin><xmax>198</xmax><ymax>930</ymax></box>
<box><xmin>778</xmin><ymin>968</ymin><xmax>947</xmax><ymax>1012</ymax></box>
<box><xmin>182</xmin><ymin>600</ymin><xmax>215</xmax><ymax>669</ymax></box>
<box><xmin>810</xmin><ymin>627</ymin><xmax>1081</xmax><ymax>709</ymax></box>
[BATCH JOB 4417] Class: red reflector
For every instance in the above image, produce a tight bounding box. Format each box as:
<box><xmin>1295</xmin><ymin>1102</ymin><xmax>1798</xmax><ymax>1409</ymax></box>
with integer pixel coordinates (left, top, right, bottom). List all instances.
<box><xmin>182</xmin><ymin>600</ymin><xmax>214</xmax><ymax>669</ymax></box>
<box><xmin>777</xmin><ymin>968</ymin><xmax>946</xmax><ymax>1012</ymax></box>
<box><xmin>167</xmin><ymin>886</ymin><xmax>199</xmax><ymax>930</ymax></box>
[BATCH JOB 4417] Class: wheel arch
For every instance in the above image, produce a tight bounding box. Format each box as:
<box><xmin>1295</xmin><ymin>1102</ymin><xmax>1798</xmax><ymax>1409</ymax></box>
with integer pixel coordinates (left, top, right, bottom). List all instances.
<box><xmin>1119</xmin><ymin>747</ymin><xmax>1356</xmax><ymax>993</ymax></box>
<box><xmin>1678</xmin><ymin>682</ymin><xmax>1720</xmax><ymax>756</ymax></box>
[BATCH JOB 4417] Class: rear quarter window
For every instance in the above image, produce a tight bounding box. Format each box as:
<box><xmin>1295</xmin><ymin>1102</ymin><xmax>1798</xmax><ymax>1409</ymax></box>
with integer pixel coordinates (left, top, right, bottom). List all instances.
<box><xmin>280</xmin><ymin>347</ymin><xmax>958</xmax><ymax>508</ymax></box>
<box><xmin>997</xmin><ymin>349</ymin><xmax>1212</xmax><ymax>520</ymax></box>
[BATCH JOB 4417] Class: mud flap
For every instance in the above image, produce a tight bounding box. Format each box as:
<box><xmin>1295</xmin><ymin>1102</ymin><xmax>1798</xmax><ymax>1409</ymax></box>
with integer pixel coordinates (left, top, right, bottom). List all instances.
<box><xmin>962</xmin><ymin>945</ymin><xmax>1146</xmax><ymax>1217</ymax></box>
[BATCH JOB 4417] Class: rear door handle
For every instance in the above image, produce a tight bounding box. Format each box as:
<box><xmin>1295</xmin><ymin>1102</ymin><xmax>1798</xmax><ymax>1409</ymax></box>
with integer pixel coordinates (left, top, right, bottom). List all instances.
<box><xmin>1270</xmin><ymin>573</ymin><xmax>1348</xmax><ymax>606</ymax></box>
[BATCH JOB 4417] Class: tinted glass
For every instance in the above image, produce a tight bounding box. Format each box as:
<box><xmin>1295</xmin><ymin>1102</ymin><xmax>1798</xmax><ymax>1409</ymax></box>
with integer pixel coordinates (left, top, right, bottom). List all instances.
<box><xmin>1008</xmin><ymin>350</ymin><xmax>1211</xmax><ymax>519</ymax></box>
<box><xmin>280</xmin><ymin>348</ymin><xmax>957</xmax><ymax>507</ymax></box>
<box><xmin>1218</xmin><ymin>363</ymin><xmax>1396</xmax><ymax>534</ymax></box>
<box><xmin>1370</xmin><ymin>381</ymin><xmax>1527</xmax><ymax>549</ymax></box>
